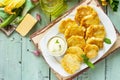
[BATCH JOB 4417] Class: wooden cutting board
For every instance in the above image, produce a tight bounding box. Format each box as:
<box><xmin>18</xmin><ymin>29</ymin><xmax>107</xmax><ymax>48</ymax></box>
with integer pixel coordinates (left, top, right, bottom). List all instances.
<box><xmin>30</xmin><ymin>0</ymin><xmax>120</xmax><ymax>80</ymax></box>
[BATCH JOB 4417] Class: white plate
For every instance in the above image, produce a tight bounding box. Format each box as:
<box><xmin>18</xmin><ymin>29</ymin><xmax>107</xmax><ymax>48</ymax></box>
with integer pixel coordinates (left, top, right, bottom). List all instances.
<box><xmin>39</xmin><ymin>5</ymin><xmax>117</xmax><ymax>77</ymax></box>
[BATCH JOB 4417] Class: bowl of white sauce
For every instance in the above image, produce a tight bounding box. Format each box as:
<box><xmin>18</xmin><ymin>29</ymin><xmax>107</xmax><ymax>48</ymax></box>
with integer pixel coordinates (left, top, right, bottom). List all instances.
<box><xmin>47</xmin><ymin>36</ymin><xmax>67</xmax><ymax>57</ymax></box>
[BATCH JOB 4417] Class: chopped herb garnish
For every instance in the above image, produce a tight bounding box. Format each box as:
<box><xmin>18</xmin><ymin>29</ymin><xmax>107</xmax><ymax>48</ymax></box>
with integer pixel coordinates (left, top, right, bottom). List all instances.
<box><xmin>55</xmin><ymin>39</ymin><xmax>59</xmax><ymax>44</ymax></box>
<box><xmin>81</xmin><ymin>54</ymin><xmax>95</xmax><ymax>69</ymax></box>
<box><xmin>104</xmin><ymin>38</ymin><xmax>111</xmax><ymax>44</ymax></box>
<box><xmin>59</xmin><ymin>45</ymin><xmax>62</xmax><ymax>51</ymax></box>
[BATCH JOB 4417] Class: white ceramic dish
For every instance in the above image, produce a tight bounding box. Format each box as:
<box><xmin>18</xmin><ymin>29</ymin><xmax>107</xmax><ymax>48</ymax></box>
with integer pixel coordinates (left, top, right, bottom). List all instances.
<box><xmin>39</xmin><ymin>5</ymin><xmax>117</xmax><ymax>77</ymax></box>
<box><xmin>47</xmin><ymin>35</ymin><xmax>67</xmax><ymax>57</ymax></box>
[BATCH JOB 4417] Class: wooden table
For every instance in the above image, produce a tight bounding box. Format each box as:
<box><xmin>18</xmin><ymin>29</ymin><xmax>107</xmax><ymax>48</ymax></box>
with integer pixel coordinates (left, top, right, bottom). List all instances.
<box><xmin>0</xmin><ymin>0</ymin><xmax>120</xmax><ymax>80</ymax></box>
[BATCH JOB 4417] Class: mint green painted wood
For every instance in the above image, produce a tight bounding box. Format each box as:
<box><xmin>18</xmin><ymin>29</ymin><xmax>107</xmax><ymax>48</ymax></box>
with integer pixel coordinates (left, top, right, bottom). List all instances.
<box><xmin>21</xmin><ymin>37</ymin><xmax>50</xmax><ymax>80</ymax></box>
<box><xmin>77</xmin><ymin>60</ymin><xmax>105</xmax><ymax>80</ymax></box>
<box><xmin>67</xmin><ymin>0</ymin><xmax>80</xmax><ymax>10</ymax></box>
<box><xmin>107</xmin><ymin>4</ymin><xmax>120</xmax><ymax>32</ymax></box>
<box><xmin>50</xmin><ymin>70</ymin><xmax>58</xmax><ymax>80</ymax></box>
<box><xmin>105</xmin><ymin>3</ymin><xmax>120</xmax><ymax>80</ymax></box>
<box><xmin>0</xmin><ymin>0</ymin><xmax>120</xmax><ymax>80</ymax></box>
<box><xmin>106</xmin><ymin>49</ymin><xmax>120</xmax><ymax>80</ymax></box>
<box><xmin>0</xmin><ymin>33</ymin><xmax>22</xmax><ymax>80</ymax></box>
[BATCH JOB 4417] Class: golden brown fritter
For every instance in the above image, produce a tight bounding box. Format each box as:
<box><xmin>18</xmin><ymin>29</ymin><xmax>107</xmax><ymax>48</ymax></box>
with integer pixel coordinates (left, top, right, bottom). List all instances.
<box><xmin>84</xmin><ymin>44</ymin><xmax>99</xmax><ymax>59</ymax></box>
<box><xmin>66</xmin><ymin>46</ymin><xmax>85</xmax><ymax>62</ymax></box>
<box><xmin>86</xmin><ymin>37</ymin><xmax>104</xmax><ymax>48</ymax></box>
<box><xmin>61</xmin><ymin>54</ymin><xmax>81</xmax><ymax>74</ymax></box>
<box><xmin>85</xmin><ymin>25</ymin><xmax>106</xmax><ymax>40</ymax></box>
<box><xmin>64</xmin><ymin>24</ymin><xmax>85</xmax><ymax>39</ymax></box>
<box><xmin>67</xmin><ymin>35</ymin><xmax>86</xmax><ymax>49</ymax></box>
<box><xmin>80</xmin><ymin>13</ymin><xmax>100</xmax><ymax>28</ymax></box>
<box><xmin>59</xmin><ymin>18</ymin><xmax>76</xmax><ymax>34</ymax></box>
<box><xmin>75</xmin><ymin>6</ymin><xmax>97</xmax><ymax>24</ymax></box>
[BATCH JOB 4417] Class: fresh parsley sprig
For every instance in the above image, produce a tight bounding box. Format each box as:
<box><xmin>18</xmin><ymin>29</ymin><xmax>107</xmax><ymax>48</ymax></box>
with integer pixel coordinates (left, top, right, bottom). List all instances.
<box><xmin>81</xmin><ymin>54</ymin><xmax>95</xmax><ymax>69</ymax></box>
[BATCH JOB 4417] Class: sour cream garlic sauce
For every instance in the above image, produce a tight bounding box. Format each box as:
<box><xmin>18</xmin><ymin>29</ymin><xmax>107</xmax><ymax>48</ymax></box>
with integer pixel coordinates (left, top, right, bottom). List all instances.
<box><xmin>47</xmin><ymin>36</ymin><xmax>67</xmax><ymax>57</ymax></box>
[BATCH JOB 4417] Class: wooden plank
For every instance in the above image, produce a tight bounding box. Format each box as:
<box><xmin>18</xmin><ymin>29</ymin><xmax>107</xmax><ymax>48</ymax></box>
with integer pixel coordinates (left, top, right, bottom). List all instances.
<box><xmin>50</xmin><ymin>70</ymin><xmax>58</xmax><ymax>80</ymax></box>
<box><xmin>107</xmin><ymin>2</ymin><xmax>120</xmax><ymax>32</ymax></box>
<box><xmin>21</xmin><ymin>37</ymin><xmax>50</xmax><ymax>80</ymax></box>
<box><xmin>66</xmin><ymin>0</ymin><xmax>80</xmax><ymax>10</ymax></box>
<box><xmin>105</xmin><ymin>49</ymin><xmax>120</xmax><ymax>80</ymax></box>
<box><xmin>77</xmin><ymin>60</ymin><xmax>105</xmax><ymax>80</ymax></box>
<box><xmin>21</xmin><ymin>5</ymin><xmax>50</xmax><ymax>80</ymax></box>
<box><xmin>106</xmin><ymin>1</ymin><xmax>120</xmax><ymax>79</ymax></box>
<box><xmin>87</xmin><ymin>60</ymin><xmax>105</xmax><ymax>80</ymax></box>
<box><xmin>0</xmin><ymin>33</ymin><xmax>22</xmax><ymax>80</ymax></box>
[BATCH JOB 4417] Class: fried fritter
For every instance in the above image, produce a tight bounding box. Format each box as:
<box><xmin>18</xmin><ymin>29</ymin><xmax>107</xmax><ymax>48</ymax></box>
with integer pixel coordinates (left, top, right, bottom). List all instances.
<box><xmin>80</xmin><ymin>13</ymin><xmax>100</xmax><ymax>28</ymax></box>
<box><xmin>59</xmin><ymin>18</ymin><xmax>76</xmax><ymax>34</ymax></box>
<box><xmin>84</xmin><ymin>44</ymin><xmax>99</xmax><ymax>59</ymax></box>
<box><xmin>64</xmin><ymin>25</ymin><xmax>85</xmax><ymax>39</ymax></box>
<box><xmin>85</xmin><ymin>25</ymin><xmax>106</xmax><ymax>40</ymax></box>
<box><xmin>61</xmin><ymin>54</ymin><xmax>80</xmax><ymax>74</ymax></box>
<box><xmin>67</xmin><ymin>36</ymin><xmax>86</xmax><ymax>49</ymax></box>
<box><xmin>86</xmin><ymin>37</ymin><xmax>104</xmax><ymax>48</ymax></box>
<box><xmin>66</xmin><ymin>46</ymin><xmax>85</xmax><ymax>62</ymax></box>
<box><xmin>75</xmin><ymin>6</ymin><xmax>97</xmax><ymax>24</ymax></box>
